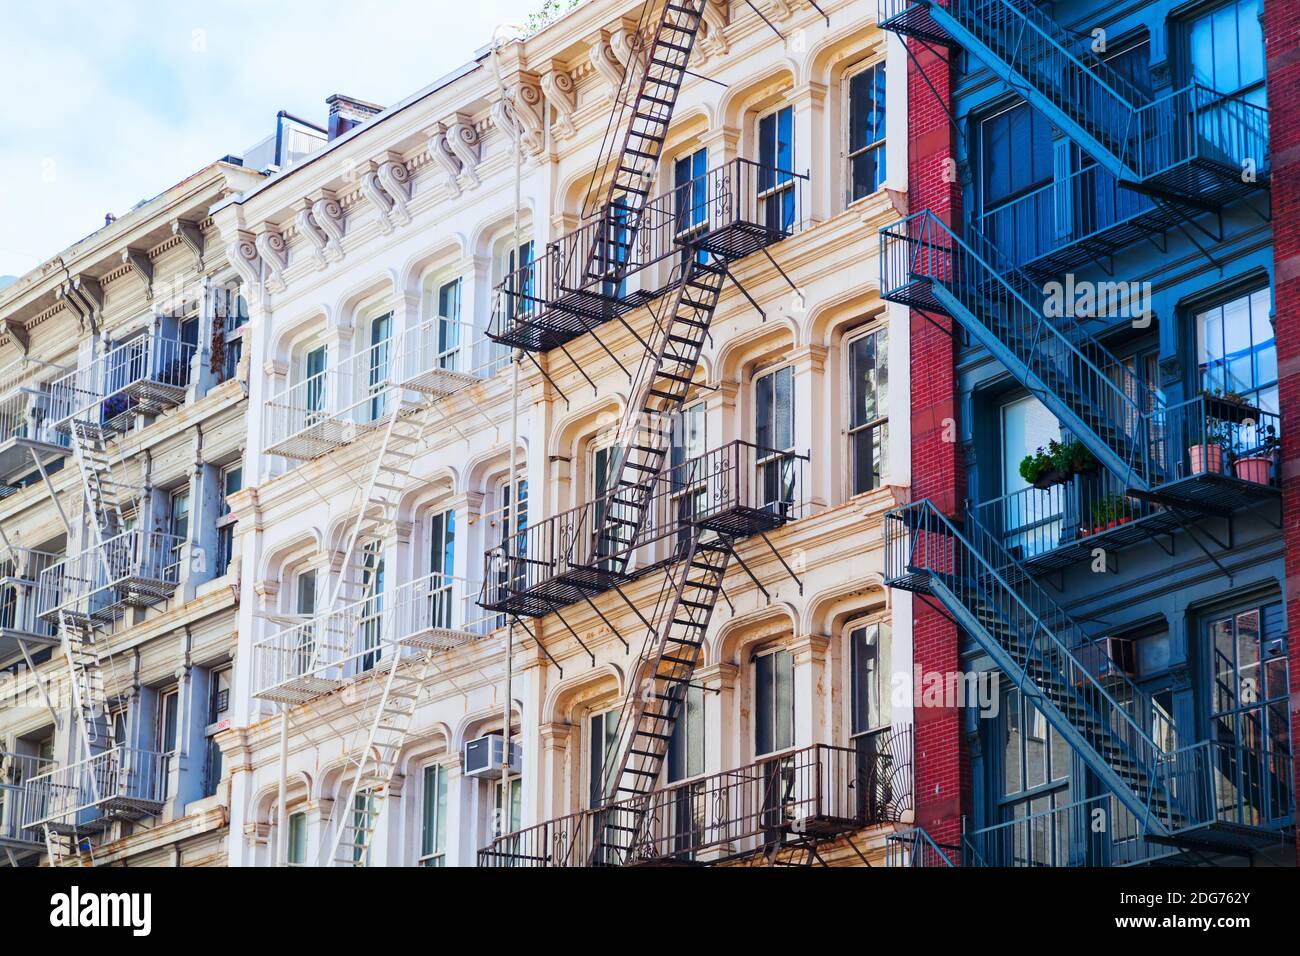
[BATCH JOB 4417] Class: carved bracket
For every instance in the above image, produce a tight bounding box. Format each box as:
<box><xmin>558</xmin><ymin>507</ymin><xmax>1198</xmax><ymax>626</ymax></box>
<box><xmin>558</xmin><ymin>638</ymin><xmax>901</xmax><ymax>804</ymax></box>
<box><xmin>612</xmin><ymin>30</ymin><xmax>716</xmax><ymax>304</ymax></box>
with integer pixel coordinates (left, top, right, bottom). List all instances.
<box><xmin>172</xmin><ymin>220</ymin><xmax>206</xmax><ymax>270</ymax></box>
<box><xmin>540</xmin><ymin>67</ymin><xmax>578</xmax><ymax>139</ymax></box>
<box><xmin>254</xmin><ymin>230</ymin><xmax>289</xmax><ymax>293</ymax></box>
<box><xmin>121</xmin><ymin>248</ymin><xmax>154</xmax><ymax>300</ymax></box>
<box><xmin>225</xmin><ymin>233</ymin><xmax>262</xmax><ymax>294</ymax></box>
<box><xmin>429</xmin><ymin>115</ymin><xmax>481</xmax><ymax>197</ymax></box>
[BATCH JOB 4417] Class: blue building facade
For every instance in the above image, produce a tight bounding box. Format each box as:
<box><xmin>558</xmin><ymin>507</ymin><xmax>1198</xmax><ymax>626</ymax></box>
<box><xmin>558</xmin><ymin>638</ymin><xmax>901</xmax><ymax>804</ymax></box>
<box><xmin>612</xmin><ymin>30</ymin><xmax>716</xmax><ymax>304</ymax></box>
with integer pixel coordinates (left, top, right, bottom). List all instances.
<box><xmin>879</xmin><ymin>0</ymin><xmax>1292</xmax><ymax>865</ymax></box>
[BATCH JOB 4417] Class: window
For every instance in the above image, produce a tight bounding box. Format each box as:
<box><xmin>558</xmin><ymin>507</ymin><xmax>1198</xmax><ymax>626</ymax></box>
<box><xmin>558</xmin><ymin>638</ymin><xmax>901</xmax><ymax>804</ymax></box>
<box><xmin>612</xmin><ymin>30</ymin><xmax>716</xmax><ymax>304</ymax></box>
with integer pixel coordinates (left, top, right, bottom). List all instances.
<box><xmin>674</xmin><ymin>147</ymin><xmax>710</xmax><ymax>265</ymax></box>
<box><xmin>758</xmin><ymin>106</ymin><xmax>796</xmax><ymax>233</ymax></box>
<box><xmin>304</xmin><ymin>345</ymin><xmax>327</xmax><ymax>417</ymax></box>
<box><xmin>419</xmin><ymin>764</ymin><xmax>449</xmax><ymax>867</ymax></box>
<box><xmin>169</xmin><ymin>486</ymin><xmax>190</xmax><ymax>542</ymax></box>
<box><xmin>666</xmin><ymin>684</ymin><xmax>705</xmax><ymax>782</ymax></box>
<box><xmin>159</xmin><ymin>688</ymin><xmax>180</xmax><ymax>755</ymax></box>
<box><xmin>979</xmin><ymin>102</ymin><xmax>1054</xmax><ymax>258</ymax></box>
<box><xmin>850</xmin><ymin>621</ymin><xmax>893</xmax><ymax>820</ymax></box>
<box><xmin>848</xmin><ymin>63</ymin><xmax>887</xmax><ymax>202</ymax></box>
<box><xmin>359</xmin><ymin>550</ymin><xmax>385</xmax><ymax>673</ymax></box>
<box><xmin>216</xmin><ymin>286</ymin><xmax>249</xmax><ymax>383</ymax></box>
<box><xmin>1000</xmin><ymin>395</ymin><xmax>1063</xmax><ymax>558</ymax></box>
<box><xmin>295</xmin><ymin>569</ymin><xmax>317</xmax><ymax>676</ymax></box>
<box><xmin>437</xmin><ymin>279</ymin><xmax>462</xmax><ymax>371</ymax></box>
<box><xmin>1207</xmin><ymin>601</ymin><xmax>1290</xmax><ymax>825</ymax></box>
<box><xmin>1189</xmin><ymin>0</ymin><xmax>1266</xmax><ymax>105</ymax></box>
<box><xmin>588</xmin><ymin>709</ymin><xmax>620</xmax><ymax>808</ymax></box>
<box><xmin>429</xmin><ymin>509</ymin><xmax>455</xmax><ymax>629</ymax></box>
<box><xmin>498</xmin><ymin>240</ymin><xmax>535</xmax><ymax>332</ymax></box>
<box><xmin>670</xmin><ymin>402</ymin><xmax>708</xmax><ymax>547</ymax></box>
<box><xmin>367</xmin><ymin>312</ymin><xmax>394</xmax><ymax>421</ymax></box>
<box><xmin>352</xmin><ymin>791</ymin><xmax>376</xmax><ymax>866</ymax></box>
<box><xmin>287</xmin><ymin>811</ymin><xmax>308</xmax><ymax>866</ymax></box>
<box><xmin>216</xmin><ymin>464</ymin><xmax>243</xmax><ymax>576</ymax></box>
<box><xmin>754</xmin><ymin>647</ymin><xmax>794</xmax><ymax>756</ymax></box>
<box><xmin>996</xmin><ymin>689</ymin><xmax>1071</xmax><ymax>865</ymax></box>
<box><xmin>1195</xmin><ymin>287</ymin><xmax>1276</xmax><ymax>414</ymax></box>
<box><xmin>589</xmin><ymin>437</ymin><xmax>624</xmax><ymax>565</ymax></box>
<box><xmin>204</xmin><ymin>666</ymin><xmax>232</xmax><ymax>797</ymax></box>
<box><xmin>755</xmin><ymin>366</ymin><xmax>796</xmax><ymax>513</ymax></box>
<box><xmin>111</xmin><ymin>707</ymin><xmax>129</xmax><ymax>749</ymax></box>
<box><xmin>493</xmin><ymin>774</ymin><xmax>523</xmax><ymax>836</ymax></box>
<box><xmin>848</xmin><ymin>327</ymin><xmax>888</xmax><ymax>495</ymax></box>
<box><xmin>495</xmin><ymin>477</ymin><xmax>528</xmax><ymax>626</ymax></box>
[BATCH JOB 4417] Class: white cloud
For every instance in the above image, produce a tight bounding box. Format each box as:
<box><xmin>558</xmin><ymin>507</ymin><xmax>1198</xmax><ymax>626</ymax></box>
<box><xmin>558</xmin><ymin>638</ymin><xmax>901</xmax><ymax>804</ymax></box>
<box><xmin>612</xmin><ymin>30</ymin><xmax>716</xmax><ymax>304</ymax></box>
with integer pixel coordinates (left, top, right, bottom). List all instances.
<box><xmin>0</xmin><ymin>0</ymin><xmax>537</xmax><ymax>276</ymax></box>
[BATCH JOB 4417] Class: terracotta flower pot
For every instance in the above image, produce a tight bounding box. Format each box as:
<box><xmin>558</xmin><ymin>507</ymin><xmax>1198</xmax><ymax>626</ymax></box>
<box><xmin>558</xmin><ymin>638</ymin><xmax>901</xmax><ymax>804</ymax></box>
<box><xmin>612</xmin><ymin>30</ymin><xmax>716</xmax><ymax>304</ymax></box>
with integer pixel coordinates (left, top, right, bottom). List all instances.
<box><xmin>1233</xmin><ymin>456</ymin><xmax>1273</xmax><ymax>485</ymax></box>
<box><xmin>1188</xmin><ymin>443</ymin><xmax>1223</xmax><ymax>476</ymax></box>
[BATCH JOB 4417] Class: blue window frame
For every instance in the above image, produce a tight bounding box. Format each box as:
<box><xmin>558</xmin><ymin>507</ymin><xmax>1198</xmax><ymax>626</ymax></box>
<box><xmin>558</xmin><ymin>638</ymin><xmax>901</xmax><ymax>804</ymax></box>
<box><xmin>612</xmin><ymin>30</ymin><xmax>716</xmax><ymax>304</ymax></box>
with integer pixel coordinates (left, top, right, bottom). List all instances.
<box><xmin>1189</xmin><ymin>0</ymin><xmax>1266</xmax><ymax>105</ymax></box>
<box><xmin>758</xmin><ymin>106</ymin><xmax>795</xmax><ymax>233</ymax></box>
<box><xmin>674</xmin><ymin>148</ymin><xmax>710</xmax><ymax>265</ymax></box>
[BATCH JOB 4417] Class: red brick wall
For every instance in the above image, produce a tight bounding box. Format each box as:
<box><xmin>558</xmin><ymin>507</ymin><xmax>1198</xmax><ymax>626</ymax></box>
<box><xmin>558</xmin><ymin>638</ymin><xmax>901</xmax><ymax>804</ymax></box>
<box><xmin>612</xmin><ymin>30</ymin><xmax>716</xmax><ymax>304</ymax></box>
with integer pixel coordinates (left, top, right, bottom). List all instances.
<box><xmin>1264</xmin><ymin>0</ymin><xmax>1300</xmax><ymax>864</ymax></box>
<box><xmin>907</xmin><ymin>36</ymin><xmax>969</xmax><ymax>857</ymax></box>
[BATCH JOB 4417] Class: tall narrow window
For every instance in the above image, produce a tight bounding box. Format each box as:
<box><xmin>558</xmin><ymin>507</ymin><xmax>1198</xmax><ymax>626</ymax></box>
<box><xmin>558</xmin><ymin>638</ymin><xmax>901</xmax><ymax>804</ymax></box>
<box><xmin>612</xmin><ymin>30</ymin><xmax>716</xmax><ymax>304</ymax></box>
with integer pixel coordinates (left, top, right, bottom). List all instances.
<box><xmin>216</xmin><ymin>464</ymin><xmax>243</xmax><ymax>576</ymax></box>
<box><xmin>755</xmin><ymin>366</ymin><xmax>796</xmax><ymax>514</ymax></box>
<box><xmin>754</xmin><ymin>648</ymin><xmax>794</xmax><ymax>756</ymax></box>
<box><xmin>352</xmin><ymin>791</ymin><xmax>375</xmax><ymax>866</ymax></box>
<box><xmin>979</xmin><ymin>103</ymin><xmax>1054</xmax><ymax>260</ymax></box>
<box><xmin>588</xmin><ymin>709</ymin><xmax>620</xmax><ymax>808</ymax></box>
<box><xmin>367</xmin><ymin>312</ymin><xmax>393</xmax><ymax>421</ymax></box>
<box><xmin>287</xmin><ymin>811</ymin><xmax>308</xmax><ymax>865</ymax></box>
<box><xmin>758</xmin><ymin>106</ymin><xmax>796</xmax><ymax>232</ymax></box>
<box><xmin>305</xmin><ymin>345</ymin><xmax>327</xmax><ymax>418</ymax></box>
<box><xmin>420</xmin><ymin>764</ymin><xmax>449</xmax><ymax>867</ymax></box>
<box><xmin>674</xmin><ymin>147</ymin><xmax>710</xmax><ymax>264</ymax></box>
<box><xmin>429</xmin><ymin>510</ymin><xmax>455</xmax><ymax>629</ymax></box>
<box><xmin>359</xmin><ymin>550</ymin><xmax>385</xmax><ymax>673</ymax></box>
<box><xmin>848</xmin><ymin>63</ymin><xmax>887</xmax><ymax>202</ymax></box>
<box><xmin>159</xmin><ymin>688</ymin><xmax>180</xmax><ymax>755</ymax></box>
<box><xmin>850</xmin><ymin>621</ymin><xmax>892</xmax><ymax>821</ymax></box>
<box><xmin>295</xmin><ymin>569</ymin><xmax>317</xmax><ymax>677</ymax></box>
<box><xmin>848</xmin><ymin>327</ymin><xmax>889</xmax><ymax>494</ymax></box>
<box><xmin>204</xmin><ymin>666</ymin><xmax>232</xmax><ymax>797</ymax></box>
<box><xmin>169</xmin><ymin>486</ymin><xmax>190</xmax><ymax>573</ymax></box>
<box><xmin>1189</xmin><ymin>0</ymin><xmax>1266</xmax><ymax>105</ymax></box>
<box><xmin>670</xmin><ymin>402</ymin><xmax>708</xmax><ymax>549</ymax></box>
<box><xmin>437</xmin><ymin>279</ymin><xmax>462</xmax><ymax>371</ymax></box>
<box><xmin>1000</xmin><ymin>395</ymin><xmax>1063</xmax><ymax>558</ymax></box>
<box><xmin>1195</xmin><ymin>287</ymin><xmax>1276</xmax><ymax>413</ymax></box>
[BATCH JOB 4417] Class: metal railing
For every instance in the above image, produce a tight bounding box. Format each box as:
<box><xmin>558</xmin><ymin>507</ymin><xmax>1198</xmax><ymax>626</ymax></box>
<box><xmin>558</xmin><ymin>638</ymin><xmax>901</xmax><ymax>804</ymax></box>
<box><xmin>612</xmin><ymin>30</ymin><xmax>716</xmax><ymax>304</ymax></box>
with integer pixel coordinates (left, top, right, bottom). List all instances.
<box><xmin>35</xmin><ymin>529</ymin><xmax>182</xmax><ymax>622</ymax></box>
<box><xmin>50</xmin><ymin>332</ymin><xmax>195</xmax><ymax>431</ymax></box>
<box><xmin>490</xmin><ymin>158</ymin><xmax>808</xmax><ymax>347</ymax></box>
<box><xmin>1157</xmin><ymin>394</ymin><xmax>1280</xmax><ymax>488</ymax></box>
<box><xmin>1159</xmin><ymin>738</ymin><xmax>1294</xmax><ymax>835</ymax></box>
<box><xmin>879</xmin><ymin>1</ymin><xmax>1269</xmax><ymax>191</ymax></box>
<box><xmin>480</xmin><ymin>440</ymin><xmax>807</xmax><ymax>612</ymax></box>
<box><xmin>253</xmin><ymin>572</ymin><xmax>494</xmax><ymax>700</ymax></box>
<box><xmin>885</xmin><ymin>826</ymin><xmax>958</xmax><ymax>867</ymax></box>
<box><xmin>23</xmin><ymin>746</ymin><xmax>169</xmax><ymax>830</ymax></box>
<box><xmin>884</xmin><ymin>499</ymin><xmax>1175</xmax><ymax>829</ymax></box>
<box><xmin>881</xmin><ymin>210</ymin><xmax>1164</xmax><ymax>490</ymax></box>
<box><xmin>0</xmin><ymin>547</ymin><xmax>63</xmax><ymax>640</ymax></box>
<box><xmin>0</xmin><ymin>752</ymin><xmax>54</xmax><ymax>846</ymax></box>
<box><xmin>479</xmin><ymin>730</ymin><xmax>912</xmax><ymax>867</ymax></box>
<box><xmin>0</xmin><ymin>358</ymin><xmax>72</xmax><ymax>466</ymax></box>
<box><xmin>263</xmin><ymin>319</ymin><xmax>498</xmax><ymax>459</ymax></box>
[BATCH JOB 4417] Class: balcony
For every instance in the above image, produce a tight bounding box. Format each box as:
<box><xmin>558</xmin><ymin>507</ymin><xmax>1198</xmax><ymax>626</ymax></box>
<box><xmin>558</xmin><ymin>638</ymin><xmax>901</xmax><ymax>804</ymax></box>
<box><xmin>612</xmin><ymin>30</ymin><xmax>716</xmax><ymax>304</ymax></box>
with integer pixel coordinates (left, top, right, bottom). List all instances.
<box><xmin>964</xmin><ymin>740</ymin><xmax>1293</xmax><ymax>866</ymax></box>
<box><xmin>253</xmin><ymin>572</ymin><xmax>494</xmax><ymax>705</ymax></box>
<box><xmin>263</xmin><ymin>318</ymin><xmax>494</xmax><ymax>461</ymax></box>
<box><xmin>1</xmin><ymin>753</ymin><xmax>54</xmax><ymax>853</ymax></box>
<box><xmin>0</xmin><ymin>547</ymin><xmax>62</xmax><ymax>663</ymax></box>
<box><xmin>36</xmin><ymin>530</ymin><xmax>181</xmax><ymax>626</ymax></box>
<box><xmin>23</xmin><ymin>746</ymin><xmax>168</xmax><ymax>835</ymax></box>
<box><xmin>50</xmin><ymin>332</ymin><xmax>195</xmax><ymax>436</ymax></box>
<box><xmin>0</xmin><ymin>358</ymin><xmax>72</xmax><ymax>487</ymax></box>
<box><xmin>489</xmin><ymin>158</ymin><xmax>808</xmax><ymax>354</ymax></box>
<box><xmin>479</xmin><ymin>730</ymin><xmax>912</xmax><ymax>867</ymax></box>
<box><xmin>479</xmin><ymin>440</ymin><xmax>807</xmax><ymax>618</ymax></box>
<box><xmin>878</xmin><ymin>0</ymin><xmax>1269</xmax><ymax>210</ymax></box>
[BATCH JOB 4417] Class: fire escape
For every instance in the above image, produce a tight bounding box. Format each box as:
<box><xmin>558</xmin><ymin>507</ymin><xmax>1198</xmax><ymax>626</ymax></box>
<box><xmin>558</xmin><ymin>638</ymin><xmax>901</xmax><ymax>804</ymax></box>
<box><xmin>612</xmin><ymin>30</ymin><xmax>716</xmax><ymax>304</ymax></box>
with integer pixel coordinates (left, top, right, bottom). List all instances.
<box><xmin>17</xmin><ymin>328</ymin><xmax>196</xmax><ymax>862</ymax></box>
<box><xmin>877</xmin><ymin>0</ymin><xmax>1286</xmax><ymax>864</ymax></box>
<box><xmin>477</xmin><ymin>0</ymin><xmax>908</xmax><ymax>868</ymax></box>
<box><xmin>254</xmin><ymin>318</ymin><xmax>493</xmax><ymax>866</ymax></box>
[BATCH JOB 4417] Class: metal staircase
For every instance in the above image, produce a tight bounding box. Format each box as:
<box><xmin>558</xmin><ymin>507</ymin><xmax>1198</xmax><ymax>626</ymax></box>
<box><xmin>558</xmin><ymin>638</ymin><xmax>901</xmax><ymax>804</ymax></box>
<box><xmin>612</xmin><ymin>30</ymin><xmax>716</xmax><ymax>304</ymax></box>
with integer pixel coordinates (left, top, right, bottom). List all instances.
<box><xmin>581</xmin><ymin>0</ymin><xmax>707</xmax><ymax>286</ymax></box>
<box><xmin>879</xmin><ymin>0</ymin><xmax>1270</xmax><ymax>206</ymax></box>
<box><xmin>881</xmin><ymin>210</ymin><xmax>1165</xmax><ymax>492</ymax></box>
<box><xmin>591</xmin><ymin>532</ymin><xmax>730</xmax><ymax>864</ymax></box>
<box><xmin>884</xmin><ymin>498</ymin><xmax>1179</xmax><ymax>833</ymax></box>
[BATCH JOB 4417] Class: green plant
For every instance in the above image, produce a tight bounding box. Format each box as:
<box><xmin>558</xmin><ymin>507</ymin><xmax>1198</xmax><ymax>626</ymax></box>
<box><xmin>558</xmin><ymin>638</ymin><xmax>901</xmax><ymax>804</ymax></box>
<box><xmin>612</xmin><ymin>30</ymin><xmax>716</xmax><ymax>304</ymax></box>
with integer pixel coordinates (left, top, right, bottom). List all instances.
<box><xmin>1020</xmin><ymin>439</ymin><xmax>1097</xmax><ymax>488</ymax></box>
<box><xmin>1019</xmin><ymin>446</ymin><xmax>1054</xmax><ymax>485</ymax></box>
<box><xmin>1089</xmin><ymin>493</ymin><xmax>1134</xmax><ymax>530</ymax></box>
<box><xmin>526</xmin><ymin>0</ymin><xmax>584</xmax><ymax>34</ymax></box>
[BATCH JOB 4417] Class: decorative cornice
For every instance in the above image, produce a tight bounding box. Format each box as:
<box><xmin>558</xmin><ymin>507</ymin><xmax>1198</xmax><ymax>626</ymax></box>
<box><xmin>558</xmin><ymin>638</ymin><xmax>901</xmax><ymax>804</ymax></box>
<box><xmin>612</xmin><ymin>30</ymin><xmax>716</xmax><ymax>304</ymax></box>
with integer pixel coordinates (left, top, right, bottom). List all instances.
<box><xmin>490</xmin><ymin>73</ymin><xmax>546</xmax><ymax>157</ymax></box>
<box><xmin>254</xmin><ymin>229</ymin><xmax>289</xmax><ymax>293</ymax></box>
<box><xmin>428</xmin><ymin>113</ymin><xmax>481</xmax><ymax>198</ymax></box>
<box><xmin>295</xmin><ymin>200</ymin><xmax>331</xmax><ymax>271</ymax></box>
<box><xmin>377</xmin><ymin>158</ymin><xmax>413</xmax><ymax>226</ymax></box>
<box><xmin>540</xmin><ymin>65</ymin><xmax>578</xmax><ymax>140</ymax></box>
<box><xmin>171</xmin><ymin>219</ymin><xmax>206</xmax><ymax>271</ymax></box>
<box><xmin>312</xmin><ymin>193</ymin><xmax>346</xmax><ymax>261</ymax></box>
<box><xmin>225</xmin><ymin>232</ymin><xmax>261</xmax><ymax>294</ymax></box>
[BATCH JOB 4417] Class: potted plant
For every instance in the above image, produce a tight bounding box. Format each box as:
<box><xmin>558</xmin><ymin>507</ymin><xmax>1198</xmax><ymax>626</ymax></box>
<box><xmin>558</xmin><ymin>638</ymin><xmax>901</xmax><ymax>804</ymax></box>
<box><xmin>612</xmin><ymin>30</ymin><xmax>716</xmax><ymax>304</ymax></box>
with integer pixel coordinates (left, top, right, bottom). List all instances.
<box><xmin>1188</xmin><ymin>419</ymin><xmax>1228</xmax><ymax>476</ymax></box>
<box><xmin>1019</xmin><ymin>446</ymin><xmax>1060</xmax><ymax>489</ymax></box>
<box><xmin>1231</xmin><ymin>423</ymin><xmax>1278</xmax><ymax>485</ymax></box>
<box><xmin>1019</xmin><ymin>439</ymin><xmax>1098</xmax><ymax>490</ymax></box>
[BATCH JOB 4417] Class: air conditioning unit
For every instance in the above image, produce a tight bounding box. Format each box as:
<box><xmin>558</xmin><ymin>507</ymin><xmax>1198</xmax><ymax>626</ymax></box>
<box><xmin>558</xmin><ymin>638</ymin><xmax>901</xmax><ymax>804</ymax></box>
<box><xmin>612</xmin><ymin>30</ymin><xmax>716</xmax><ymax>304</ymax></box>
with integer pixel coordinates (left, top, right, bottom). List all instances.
<box><xmin>1074</xmin><ymin>636</ymin><xmax>1137</xmax><ymax>687</ymax></box>
<box><xmin>463</xmin><ymin>734</ymin><xmax>520</xmax><ymax>779</ymax></box>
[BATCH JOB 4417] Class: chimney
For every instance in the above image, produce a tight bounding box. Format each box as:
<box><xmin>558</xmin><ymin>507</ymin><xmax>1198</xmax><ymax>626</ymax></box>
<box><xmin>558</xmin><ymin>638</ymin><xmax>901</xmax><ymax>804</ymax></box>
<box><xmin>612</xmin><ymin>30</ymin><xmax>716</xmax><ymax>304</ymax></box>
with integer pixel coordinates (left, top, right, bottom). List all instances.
<box><xmin>326</xmin><ymin>94</ymin><xmax>383</xmax><ymax>141</ymax></box>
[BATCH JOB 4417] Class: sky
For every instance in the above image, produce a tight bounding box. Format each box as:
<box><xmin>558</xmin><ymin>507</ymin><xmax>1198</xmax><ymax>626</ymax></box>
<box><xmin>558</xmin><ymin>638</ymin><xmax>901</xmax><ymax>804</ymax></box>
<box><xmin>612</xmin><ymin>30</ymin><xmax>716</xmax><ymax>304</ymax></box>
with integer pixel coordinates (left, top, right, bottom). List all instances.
<box><xmin>0</xmin><ymin>0</ymin><xmax>544</xmax><ymax>280</ymax></box>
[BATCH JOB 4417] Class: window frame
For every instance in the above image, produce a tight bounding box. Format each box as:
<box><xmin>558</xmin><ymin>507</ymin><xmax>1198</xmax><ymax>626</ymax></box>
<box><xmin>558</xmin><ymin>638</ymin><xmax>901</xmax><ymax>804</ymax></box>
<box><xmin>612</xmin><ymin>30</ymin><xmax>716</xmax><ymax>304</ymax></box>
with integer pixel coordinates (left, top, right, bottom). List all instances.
<box><xmin>846</xmin><ymin>323</ymin><xmax>889</xmax><ymax>496</ymax></box>
<box><xmin>418</xmin><ymin>762</ymin><xmax>449</xmax><ymax>867</ymax></box>
<box><xmin>753</xmin><ymin>644</ymin><xmax>795</xmax><ymax>758</ymax></box>
<box><xmin>845</xmin><ymin>59</ymin><xmax>888</xmax><ymax>205</ymax></box>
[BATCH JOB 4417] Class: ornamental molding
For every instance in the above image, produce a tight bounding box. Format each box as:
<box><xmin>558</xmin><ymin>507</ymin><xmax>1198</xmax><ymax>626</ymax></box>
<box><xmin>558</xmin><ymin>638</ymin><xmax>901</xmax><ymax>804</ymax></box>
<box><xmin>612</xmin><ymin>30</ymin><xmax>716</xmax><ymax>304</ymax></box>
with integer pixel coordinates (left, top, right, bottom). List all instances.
<box><xmin>428</xmin><ymin>113</ymin><xmax>481</xmax><ymax>197</ymax></box>
<box><xmin>225</xmin><ymin>232</ymin><xmax>262</xmax><ymax>294</ymax></box>
<box><xmin>254</xmin><ymin>229</ymin><xmax>289</xmax><ymax>293</ymax></box>
<box><xmin>121</xmin><ymin>247</ymin><xmax>154</xmax><ymax>300</ymax></box>
<box><xmin>490</xmin><ymin>73</ymin><xmax>546</xmax><ymax>157</ymax></box>
<box><xmin>171</xmin><ymin>219</ymin><xmax>206</xmax><ymax>270</ymax></box>
<box><xmin>540</xmin><ymin>65</ymin><xmax>578</xmax><ymax>140</ymax></box>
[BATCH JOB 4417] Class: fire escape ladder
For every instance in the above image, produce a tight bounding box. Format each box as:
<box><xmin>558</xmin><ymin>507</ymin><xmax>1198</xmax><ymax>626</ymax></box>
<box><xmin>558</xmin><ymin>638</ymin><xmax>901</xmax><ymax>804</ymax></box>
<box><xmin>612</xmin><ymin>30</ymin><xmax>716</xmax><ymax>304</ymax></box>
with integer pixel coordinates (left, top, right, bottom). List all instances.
<box><xmin>884</xmin><ymin>499</ymin><xmax>1182</xmax><ymax>834</ymax></box>
<box><xmin>592</xmin><ymin>258</ymin><xmax>727</xmax><ymax>569</ymax></box>
<box><xmin>328</xmin><ymin>643</ymin><xmax>436</xmax><ymax>866</ymax></box>
<box><xmin>590</xmin><ymin>532</ymin><xmax>732</xmax><ymax>864</ymax></box>
<box><xmin>582</xmin><ymin>0</ymin><xmax>708</xmax><ymax>287</ymax></box>
<box><xmin>880</xmin><ymin>210</ymin><xmax>1165</xmax><ymax>494</ymax></box>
